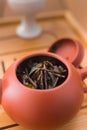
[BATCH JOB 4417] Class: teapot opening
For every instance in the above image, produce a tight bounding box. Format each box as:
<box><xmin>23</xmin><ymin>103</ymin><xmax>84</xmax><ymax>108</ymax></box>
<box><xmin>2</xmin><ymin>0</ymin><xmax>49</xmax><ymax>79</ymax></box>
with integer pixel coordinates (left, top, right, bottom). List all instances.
<box><xmin>16</xmin><ymin>55</ymin><xmax>68</xmax><ymax>90</ymax></box>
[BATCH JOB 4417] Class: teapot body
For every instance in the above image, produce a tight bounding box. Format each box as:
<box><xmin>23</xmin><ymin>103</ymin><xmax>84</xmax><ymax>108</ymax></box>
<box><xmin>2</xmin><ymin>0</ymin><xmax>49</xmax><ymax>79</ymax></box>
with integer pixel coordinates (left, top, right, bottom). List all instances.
<box><xmin>1</xmin><ymin>53</ymin><xmax>84</xmax><ymax>130</ymax></box>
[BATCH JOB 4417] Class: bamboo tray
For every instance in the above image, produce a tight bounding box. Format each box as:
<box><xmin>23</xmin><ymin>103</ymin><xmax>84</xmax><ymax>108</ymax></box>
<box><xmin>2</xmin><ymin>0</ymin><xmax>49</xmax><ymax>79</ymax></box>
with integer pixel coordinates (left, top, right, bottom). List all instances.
<box><xmin>0</xmin><ymin>11</ymin><xmax>87</xmax><ymax>130</ymax></box>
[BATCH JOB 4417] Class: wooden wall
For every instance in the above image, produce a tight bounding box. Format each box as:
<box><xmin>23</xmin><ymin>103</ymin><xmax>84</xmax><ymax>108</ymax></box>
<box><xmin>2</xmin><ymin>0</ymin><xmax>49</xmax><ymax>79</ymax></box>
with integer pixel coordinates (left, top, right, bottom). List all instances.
<box><xmin>64</xmin><ymin>0</ymin><xmax>87</xmax><ymax>31</ymax></box>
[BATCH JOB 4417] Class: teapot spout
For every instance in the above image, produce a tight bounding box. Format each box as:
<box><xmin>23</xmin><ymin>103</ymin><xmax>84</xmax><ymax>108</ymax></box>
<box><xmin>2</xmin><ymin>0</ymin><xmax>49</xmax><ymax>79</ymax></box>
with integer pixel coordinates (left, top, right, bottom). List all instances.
<box><xmin>0</xmin><ymin>79</ymin><xmax>2</xmax><ymax>104</ymax></box>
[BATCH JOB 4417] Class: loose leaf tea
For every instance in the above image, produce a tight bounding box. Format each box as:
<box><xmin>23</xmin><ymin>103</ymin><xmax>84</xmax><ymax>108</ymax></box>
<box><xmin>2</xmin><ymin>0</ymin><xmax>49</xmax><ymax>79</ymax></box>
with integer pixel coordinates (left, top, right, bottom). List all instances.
<box><xmin>17</xmin><ymin>60</ymin><xmax>67</xmax><ymax>89</ymax></box>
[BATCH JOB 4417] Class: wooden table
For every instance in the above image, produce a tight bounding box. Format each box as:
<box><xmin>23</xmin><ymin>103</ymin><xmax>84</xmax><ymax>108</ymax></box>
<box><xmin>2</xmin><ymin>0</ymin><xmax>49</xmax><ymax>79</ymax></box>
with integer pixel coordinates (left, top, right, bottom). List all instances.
<box><xmin>0</xmin><ymin>11</ymin><xmax>87</xmax><ymax>130</ymax></box>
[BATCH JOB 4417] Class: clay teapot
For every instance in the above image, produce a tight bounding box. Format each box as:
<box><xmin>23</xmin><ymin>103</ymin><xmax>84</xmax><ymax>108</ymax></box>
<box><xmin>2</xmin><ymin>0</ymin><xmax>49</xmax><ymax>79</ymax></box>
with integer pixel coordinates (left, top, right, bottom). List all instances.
<box><xmin>0</xmin><ymin>52</ymin><xmax>87</xmax><ymax>130</ymax></box>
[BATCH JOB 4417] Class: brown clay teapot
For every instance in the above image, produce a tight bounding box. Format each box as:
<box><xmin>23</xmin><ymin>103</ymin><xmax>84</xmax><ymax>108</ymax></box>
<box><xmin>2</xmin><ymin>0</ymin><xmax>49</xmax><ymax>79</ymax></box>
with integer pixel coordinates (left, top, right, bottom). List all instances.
<box><xmin>0</xmin><ymin>52</ymin><xmax>87</xmax><ymax>130</ymax></box>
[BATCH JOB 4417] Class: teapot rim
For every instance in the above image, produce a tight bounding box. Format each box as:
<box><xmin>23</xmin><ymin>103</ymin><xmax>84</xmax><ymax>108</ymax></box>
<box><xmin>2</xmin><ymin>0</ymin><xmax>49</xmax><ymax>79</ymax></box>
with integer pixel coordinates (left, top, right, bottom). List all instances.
<box><xmin>12</xmin><ymin>52</ymin><xmax>72</xmax><ymax>92</ymax></box>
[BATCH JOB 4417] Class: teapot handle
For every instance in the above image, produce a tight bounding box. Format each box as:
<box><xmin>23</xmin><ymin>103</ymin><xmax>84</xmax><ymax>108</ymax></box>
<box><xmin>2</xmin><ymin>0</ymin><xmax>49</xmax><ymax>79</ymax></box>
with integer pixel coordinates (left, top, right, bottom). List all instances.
<box><xmin>79</xmin><ymin>67</ymin><xmax>87</xmax><ymax>93</ymax></box>
<box><xmin>0</xmin><ymin>79</ymin><xmax>2</xmax><ymax>104</ymax></box>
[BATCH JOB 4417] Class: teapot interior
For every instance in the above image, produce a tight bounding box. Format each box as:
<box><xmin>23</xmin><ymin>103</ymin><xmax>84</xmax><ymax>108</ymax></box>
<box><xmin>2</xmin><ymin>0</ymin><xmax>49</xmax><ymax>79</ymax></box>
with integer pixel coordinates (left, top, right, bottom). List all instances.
<box><xmin>16</xmin><ymin>55</ymin><xmax>68</xmax><ymax>88</ymax></box>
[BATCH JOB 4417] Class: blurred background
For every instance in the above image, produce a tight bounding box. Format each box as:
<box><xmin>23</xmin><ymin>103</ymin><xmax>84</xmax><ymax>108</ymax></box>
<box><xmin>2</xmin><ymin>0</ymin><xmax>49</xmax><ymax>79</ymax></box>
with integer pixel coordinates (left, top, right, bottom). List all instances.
<box><xmin>0</xmin><ymin>1</ymin><xmax>87</xmax><ymax>130</ymax></box>
<box><xmin>1</xmin><ymin>0</ymin><xmax>87</xmax><ymax>31</ymax></box>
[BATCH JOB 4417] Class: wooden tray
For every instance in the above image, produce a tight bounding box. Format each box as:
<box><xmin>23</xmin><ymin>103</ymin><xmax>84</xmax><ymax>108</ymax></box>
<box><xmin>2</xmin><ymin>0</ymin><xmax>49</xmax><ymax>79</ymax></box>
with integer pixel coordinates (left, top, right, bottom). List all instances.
<box><xmin>0</xmin><ymin>11</ymin><xmax>87</xmax><ymax>130</ymax></box>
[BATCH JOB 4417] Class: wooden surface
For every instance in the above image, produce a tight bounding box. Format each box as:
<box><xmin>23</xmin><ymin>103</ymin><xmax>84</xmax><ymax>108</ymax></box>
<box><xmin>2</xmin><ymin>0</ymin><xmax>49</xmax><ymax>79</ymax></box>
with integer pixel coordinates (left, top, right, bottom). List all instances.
<box><xmin>0</xmin><ymin>11</ymin><xmax>87</xmax><ymax>130</ymax></box>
